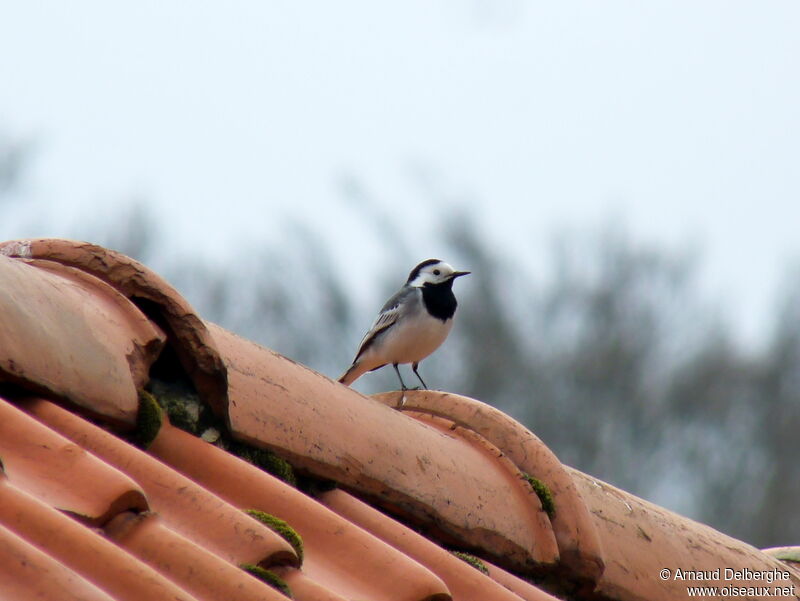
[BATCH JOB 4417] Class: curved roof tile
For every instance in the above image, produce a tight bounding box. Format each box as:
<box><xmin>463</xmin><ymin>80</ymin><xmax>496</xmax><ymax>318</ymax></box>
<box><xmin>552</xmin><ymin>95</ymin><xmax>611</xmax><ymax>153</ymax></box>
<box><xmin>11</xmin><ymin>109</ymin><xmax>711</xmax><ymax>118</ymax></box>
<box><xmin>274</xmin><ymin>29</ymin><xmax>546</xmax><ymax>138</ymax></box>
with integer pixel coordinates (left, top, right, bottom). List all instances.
<box><xmin>569</xmin><ymin>467</ymin><xmax>800</xmax><ymax>601</ymax></box>
<box><xmin>0</xmin><ymin>238</ymin><xmax>228</xmax><ymax>415</ymax></box>
<box><xmin>275</xmin><ymin>568</ymin><xmax>353</xmax><ymax>601</ymax></box>
<box><xmin>104</xmin><ymin>510</ymin><xmax>290</xmax><ymax>601</ymax></box>
<box><xmin>23</xmin><ymin>398</ymin><xmax>297</xmax><ymax>569</ymax></box>
<box><xmin>0</xmin><ymin>522</ymin><xmax>116</xmax><ymax>601</ymax></box>
<box><xmin>0</xmin><ymin>254</ymin><xmax>164</xmax><ymax>423</ymax></box>
<box><xmin>404</xmin><ymin>410</ymin><xmax>559</xmax><ymax>565</ymax></box>
<box><xmin>373</xmin><ymin>389</ymin><xmax>605</xmax><ymax>583</ymax></box>
<box><xmin>0</xmin><ymin>398</ymin><xmax>147</xmax><ymax>524</ymax></box>
<box><xmin>147</xmin><ymin>418</ymin><xmax>452</xmax><ymax>601</ymax></box>
<box><xmin>0</xmin><ymin>477</ymin><xmax>198</xmax><ymax>601</ymax></box>
<box><xmin>320</xmin><ymin>487</ymin><xmax>560</xmax><ymax>601</ymax></box>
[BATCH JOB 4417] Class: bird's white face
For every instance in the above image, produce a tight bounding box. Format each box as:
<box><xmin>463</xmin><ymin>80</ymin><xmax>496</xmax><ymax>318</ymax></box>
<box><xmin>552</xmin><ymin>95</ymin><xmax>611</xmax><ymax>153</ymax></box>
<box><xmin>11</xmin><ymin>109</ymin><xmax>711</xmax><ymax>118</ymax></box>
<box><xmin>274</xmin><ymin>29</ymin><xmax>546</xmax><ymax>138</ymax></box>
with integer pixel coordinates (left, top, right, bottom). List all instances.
<box><xmin>408</xmin><ymin>260</ymin><xmax>466</xmax><ymax>287</ymax></box>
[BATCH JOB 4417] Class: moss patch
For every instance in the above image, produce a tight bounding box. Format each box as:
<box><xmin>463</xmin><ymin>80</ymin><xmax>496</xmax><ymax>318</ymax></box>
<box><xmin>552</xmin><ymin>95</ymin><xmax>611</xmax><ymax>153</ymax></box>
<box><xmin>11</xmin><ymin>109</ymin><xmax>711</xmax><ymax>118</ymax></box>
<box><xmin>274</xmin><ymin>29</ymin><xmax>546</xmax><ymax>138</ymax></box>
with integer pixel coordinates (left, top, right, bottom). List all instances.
<box><xmin>225</xmin><ymin>439</ymin><xmax>297</xmax><ymax>487</ymax></box>
<box><xmin>147</xmin><ymin>378</ymin><xmax>207</xmax><ymax>434</ymax></box>
<box><xmin>147</xmin><ymin>377</ymin><xmax>298</xmax><ymax>486</ymax></box>
<box><xmin>135</xmin><ymin>390</ymin><xmax>164</xmax><ymax>449</ymax></box>
<box><xmin>241</xmin><ymin>564</ymin><xmax>292</xmax><ymax>598</ymax></box>
<box><xmin>451</xmin><ymin>551</ymin><xmax>490</xmax><ymax>576</ymax></box>
<box><xmin>772</xmin><ymin>548</ymin><xmax>800</xmax><ymax>563</ymax></box>
<box><xmin>245</xmin><ymin>509</ymin><xmax>304</xmax><ymax>563</ymax></box>
<box><xmin>523</xmin><ymin>473</ymin><xmax>556</xmax><ymax>519</ymax></box>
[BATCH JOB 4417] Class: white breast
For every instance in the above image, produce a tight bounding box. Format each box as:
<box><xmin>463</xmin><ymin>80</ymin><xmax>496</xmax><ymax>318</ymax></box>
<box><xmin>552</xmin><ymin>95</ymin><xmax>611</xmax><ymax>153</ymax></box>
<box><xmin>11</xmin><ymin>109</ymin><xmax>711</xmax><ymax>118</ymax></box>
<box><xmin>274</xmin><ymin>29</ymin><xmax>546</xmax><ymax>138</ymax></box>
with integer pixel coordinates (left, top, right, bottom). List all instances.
<box><xmin>377</xmin><ymin>311</ymin><xmax>454</xmax><ymax>365</ymax></box>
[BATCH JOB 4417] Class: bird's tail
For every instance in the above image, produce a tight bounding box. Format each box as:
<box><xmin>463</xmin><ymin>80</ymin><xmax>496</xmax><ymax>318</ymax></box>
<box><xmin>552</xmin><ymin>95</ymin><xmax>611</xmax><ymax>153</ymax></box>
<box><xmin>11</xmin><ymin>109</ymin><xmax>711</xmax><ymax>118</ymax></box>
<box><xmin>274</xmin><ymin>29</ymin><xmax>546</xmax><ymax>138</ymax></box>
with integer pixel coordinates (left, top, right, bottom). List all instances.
<box><xmin>338</xmin><ymin>361</ymin><xmax>368</xmax><ymax>386</ymax></box>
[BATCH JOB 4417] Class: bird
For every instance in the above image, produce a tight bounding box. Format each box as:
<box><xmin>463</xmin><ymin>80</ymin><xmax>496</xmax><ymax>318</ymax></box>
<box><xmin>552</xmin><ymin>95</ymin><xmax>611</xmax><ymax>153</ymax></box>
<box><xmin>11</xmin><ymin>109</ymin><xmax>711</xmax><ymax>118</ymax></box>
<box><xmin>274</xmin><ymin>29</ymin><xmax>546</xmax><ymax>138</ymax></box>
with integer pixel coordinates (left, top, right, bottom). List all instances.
<box><xmin>338</xmin><ymin>258</ymin><xmax>470</xmax><ymax>390</ymax></box>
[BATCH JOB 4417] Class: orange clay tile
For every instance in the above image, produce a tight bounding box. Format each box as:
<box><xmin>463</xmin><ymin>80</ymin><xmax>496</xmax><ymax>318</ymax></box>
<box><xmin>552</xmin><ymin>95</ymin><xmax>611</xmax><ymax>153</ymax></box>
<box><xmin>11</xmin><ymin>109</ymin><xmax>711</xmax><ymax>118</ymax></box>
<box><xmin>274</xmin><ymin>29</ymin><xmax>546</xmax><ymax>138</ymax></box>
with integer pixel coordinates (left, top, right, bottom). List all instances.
<box><xmin>320</xmin><ymin>487</ymin><xmax>557</xmax><ymax>601</ymax></box>
<box><xmin>208</xmin><ymin>322</ymin><xmax>548</xmax><ymax>571</ymax></box>
<box><xmin>373</xmin><ymin>389</ymin><xmax>605</xmax><ymax>583</ymax></box>
<box><xmin>22</xmin><ymin>397</ymin><xmax>298</xmax><ymax>568</ymax></box>
<box><xmin>0</xmin><ymin>476</ymin><xmax>199</xmax><ymax>601</ymax></box>
<box><xmin>271</xmin><ymin>567</ymin><xmax>353</xmax><ymax>601</ymax></box>
<box><xmin>105</xmin><ymin>511</ymin><xmax>289</xmax><ymax>601</ymax></box>
<box><xmin>147</xmin><ymin>419</ymin><xmax>452</xmax><ymax>601</ymax></box>
<box><xmin>403</xmin><ymin>411</ymin><xmax>558</xmax><ymax>564</ymax></box>
<box><xmin>0</xmin><ymin>254</ymin><xmax>164</xmax><ymax>423</ymax></box>
<box><xmin>480</xmin><ymin>558</ymin><xmax>560</xmax><ymax>601</ymax></box>
<box><xmin>568</xmin><ymin>467</ymin><xmax>800</xmax><ymax>601</ymax></box>
<box><xmin>0</xmin><ymin>522</ymin><xmax>115</xmax><ymax>601</ymax></box>
<box><xmin>0</xmin><ymin>238</ymin><xmax>228</xmax><ymax>415</ymax></box>
<box><xmin>0</xmin><ymin>397</ymin><xmax>147</xmax><ymax>525</ymax></box>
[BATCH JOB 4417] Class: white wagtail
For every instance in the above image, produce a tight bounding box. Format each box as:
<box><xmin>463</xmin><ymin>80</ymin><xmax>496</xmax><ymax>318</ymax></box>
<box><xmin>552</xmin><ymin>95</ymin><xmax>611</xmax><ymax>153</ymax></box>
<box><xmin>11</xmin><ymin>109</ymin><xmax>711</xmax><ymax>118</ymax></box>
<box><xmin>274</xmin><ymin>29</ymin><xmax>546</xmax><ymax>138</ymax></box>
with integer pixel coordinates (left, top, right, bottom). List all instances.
<box><xmin>338</xmin><ymin>259</ymin><xmax>470</xmax><ymax>390</ymax></box>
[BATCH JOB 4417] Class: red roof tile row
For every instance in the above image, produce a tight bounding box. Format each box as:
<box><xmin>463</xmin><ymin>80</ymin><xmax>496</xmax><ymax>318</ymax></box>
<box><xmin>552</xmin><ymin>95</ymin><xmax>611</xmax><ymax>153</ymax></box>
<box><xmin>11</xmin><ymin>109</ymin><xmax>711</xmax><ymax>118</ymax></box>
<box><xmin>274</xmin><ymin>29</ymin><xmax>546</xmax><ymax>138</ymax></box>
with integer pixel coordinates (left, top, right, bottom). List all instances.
<box><xmin>0</xmin><ymin>238</ymin><xmax>798</xmax><ymax>601</ymax></box>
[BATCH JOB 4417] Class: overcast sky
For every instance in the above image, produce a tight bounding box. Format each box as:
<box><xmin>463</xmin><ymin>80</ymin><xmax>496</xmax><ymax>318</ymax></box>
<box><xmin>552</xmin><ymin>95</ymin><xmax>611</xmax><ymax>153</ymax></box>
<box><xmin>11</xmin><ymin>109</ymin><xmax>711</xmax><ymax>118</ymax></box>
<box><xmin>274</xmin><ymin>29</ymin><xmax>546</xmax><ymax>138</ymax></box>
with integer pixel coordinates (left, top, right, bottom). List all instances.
<box><xmin>2</xmin><ymin>1</ymin><xmax>799</xmax><ymax>344</ymax></box>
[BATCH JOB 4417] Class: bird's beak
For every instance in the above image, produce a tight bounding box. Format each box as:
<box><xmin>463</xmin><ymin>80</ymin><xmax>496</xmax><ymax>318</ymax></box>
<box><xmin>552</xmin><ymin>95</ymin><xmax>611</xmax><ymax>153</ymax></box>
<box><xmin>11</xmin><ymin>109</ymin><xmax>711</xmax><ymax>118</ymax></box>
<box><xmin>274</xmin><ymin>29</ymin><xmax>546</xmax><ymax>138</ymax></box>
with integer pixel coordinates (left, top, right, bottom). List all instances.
<box><xmin>450</xmin><ymin>271</ymin><xmax>471</xmax><ymax>279</ymax></box>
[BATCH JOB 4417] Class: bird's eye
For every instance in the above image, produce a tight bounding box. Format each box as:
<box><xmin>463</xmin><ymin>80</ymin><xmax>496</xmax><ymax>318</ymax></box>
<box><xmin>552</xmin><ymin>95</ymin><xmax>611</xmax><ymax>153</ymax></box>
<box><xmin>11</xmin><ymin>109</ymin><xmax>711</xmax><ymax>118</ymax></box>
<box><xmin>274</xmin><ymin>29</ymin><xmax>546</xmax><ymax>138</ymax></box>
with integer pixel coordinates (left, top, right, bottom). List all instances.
<box><xmin>433</xmin><ymin>269</ymin><xmax>441</xmax><ymax>276</ymax></box>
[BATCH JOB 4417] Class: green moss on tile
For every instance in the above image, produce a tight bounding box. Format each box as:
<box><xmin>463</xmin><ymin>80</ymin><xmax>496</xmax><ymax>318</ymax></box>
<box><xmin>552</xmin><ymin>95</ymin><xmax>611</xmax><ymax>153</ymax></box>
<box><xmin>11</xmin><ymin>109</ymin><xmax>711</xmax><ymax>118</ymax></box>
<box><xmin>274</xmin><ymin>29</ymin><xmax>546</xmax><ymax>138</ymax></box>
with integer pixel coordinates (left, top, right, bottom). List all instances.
<box><xmin>245</xmin><ymin>510</ymin><xmax>304</xmax><ymax>563</ymax></box>
<box><xmin>147</xmin><ymin>378</ymin><xmax>205</xmax><ymax>434</ymax></box>
<box><xmin>523</xmin><ymin>473</ymin><xmax>556</xmax><ymax>519</ymax></box>
<box><xmin>451</xmin><ymin>551</ymin><xmax>490</xmax><ymax>576</ymax></box>
<box><xmin>226</xmin><ymin>440</ymin><xmax>297</xmax><ymax>487</ymax></box>
<box><xmin>240</xmin><ymin>564</ymin><xmax>293</xmax><ymax>598</ymax></box>
<box><xmin>135</xmin><ymin>390</ymin><xmax>164</xmax><ymax>449</ymax></box>
<box><xmin>146</xmin><ymin>377</ymin><xmax>299</xmax><ymax>487</ymax></box>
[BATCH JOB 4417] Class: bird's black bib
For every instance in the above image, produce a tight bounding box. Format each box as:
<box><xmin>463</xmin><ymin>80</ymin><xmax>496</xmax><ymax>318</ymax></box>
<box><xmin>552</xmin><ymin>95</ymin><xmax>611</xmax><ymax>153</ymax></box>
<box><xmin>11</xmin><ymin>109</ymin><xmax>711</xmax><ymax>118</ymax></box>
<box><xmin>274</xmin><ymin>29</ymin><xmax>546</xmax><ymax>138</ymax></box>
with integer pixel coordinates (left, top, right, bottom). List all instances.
<box><xmin>421</xmin><ymin>281</ymin><xmax>458</xmax><ymax>322</ymax></box>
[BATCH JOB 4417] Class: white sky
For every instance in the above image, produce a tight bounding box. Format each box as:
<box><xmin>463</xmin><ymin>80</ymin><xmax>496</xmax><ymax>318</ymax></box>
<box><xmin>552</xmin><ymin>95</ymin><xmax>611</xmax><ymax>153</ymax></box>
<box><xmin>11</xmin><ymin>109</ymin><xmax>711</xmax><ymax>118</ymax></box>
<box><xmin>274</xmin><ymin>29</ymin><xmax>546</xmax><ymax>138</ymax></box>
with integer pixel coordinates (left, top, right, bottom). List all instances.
<box><xmin>2</xmin><ymin>1</ymin><xmax>799</xmax><ymax>345</ymax></box>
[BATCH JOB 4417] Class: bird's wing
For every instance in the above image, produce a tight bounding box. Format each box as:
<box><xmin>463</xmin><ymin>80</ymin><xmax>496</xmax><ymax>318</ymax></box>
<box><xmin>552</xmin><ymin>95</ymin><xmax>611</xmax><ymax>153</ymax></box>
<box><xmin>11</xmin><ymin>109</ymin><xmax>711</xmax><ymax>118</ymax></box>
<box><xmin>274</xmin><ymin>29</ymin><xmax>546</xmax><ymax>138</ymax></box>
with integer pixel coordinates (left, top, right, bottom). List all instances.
<box><xmin>352</xmin><ymin>286</ymin><xmax>415</xmax><ymax>362</ymax></box>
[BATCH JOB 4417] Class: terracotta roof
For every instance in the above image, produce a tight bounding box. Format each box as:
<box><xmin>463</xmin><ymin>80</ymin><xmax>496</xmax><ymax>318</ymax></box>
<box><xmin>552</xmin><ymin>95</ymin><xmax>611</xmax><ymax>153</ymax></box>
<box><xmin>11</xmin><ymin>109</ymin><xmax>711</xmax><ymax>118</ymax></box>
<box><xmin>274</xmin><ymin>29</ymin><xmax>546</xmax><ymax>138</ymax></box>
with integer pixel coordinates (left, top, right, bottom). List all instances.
<box><xmin>0</xmin><ymin>237</ymin><xmax>798</xmax><ymax>601</ymax></box>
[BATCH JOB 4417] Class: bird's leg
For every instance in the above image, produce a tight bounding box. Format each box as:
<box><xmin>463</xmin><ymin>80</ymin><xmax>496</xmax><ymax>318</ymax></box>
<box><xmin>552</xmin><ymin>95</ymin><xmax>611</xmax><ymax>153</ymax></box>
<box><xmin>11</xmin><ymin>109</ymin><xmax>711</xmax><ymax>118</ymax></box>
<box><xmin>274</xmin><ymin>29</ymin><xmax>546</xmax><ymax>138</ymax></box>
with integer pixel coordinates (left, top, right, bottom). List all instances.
<box><xmin>412</xmin><ymin>362</ymin><xmax>427</xmax><ymax>390</ymax></box>
<box><xmin>392</xmin><ymin>363</ymin><xmax>408</xmax><ymax>391</ymax></box>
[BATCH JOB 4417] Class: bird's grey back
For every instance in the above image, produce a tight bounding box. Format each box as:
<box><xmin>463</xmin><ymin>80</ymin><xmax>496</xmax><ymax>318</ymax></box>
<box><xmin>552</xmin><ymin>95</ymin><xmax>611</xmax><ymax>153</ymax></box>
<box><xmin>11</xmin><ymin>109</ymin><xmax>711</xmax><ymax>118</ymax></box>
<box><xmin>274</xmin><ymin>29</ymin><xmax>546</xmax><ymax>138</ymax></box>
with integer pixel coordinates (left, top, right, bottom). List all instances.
<box><xmin>351</xmin><ymin>285</ymin><xmax>422</xmax><ymax>362</ymax></box>
<box><xmin>379</xmin><ymin>284</ymin><xmax>419</xmax><ymax>315</ymax></box>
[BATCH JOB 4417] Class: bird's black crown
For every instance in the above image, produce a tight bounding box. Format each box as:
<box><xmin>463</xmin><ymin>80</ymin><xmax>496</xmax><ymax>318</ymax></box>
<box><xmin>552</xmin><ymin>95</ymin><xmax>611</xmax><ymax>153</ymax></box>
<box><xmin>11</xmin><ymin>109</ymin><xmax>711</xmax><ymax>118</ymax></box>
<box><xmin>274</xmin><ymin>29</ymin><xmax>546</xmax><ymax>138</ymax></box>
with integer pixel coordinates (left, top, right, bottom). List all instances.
<box><xmin>406</xmin><ymin>259</ymin><xmax>442</xmax><ymax>284</ymax></box>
